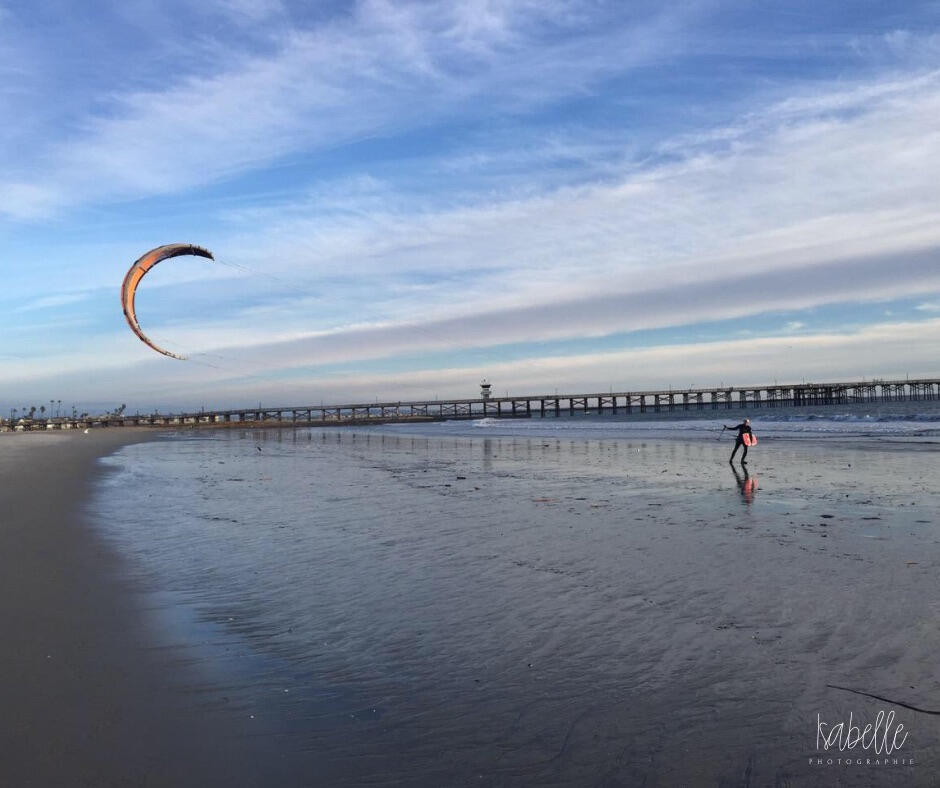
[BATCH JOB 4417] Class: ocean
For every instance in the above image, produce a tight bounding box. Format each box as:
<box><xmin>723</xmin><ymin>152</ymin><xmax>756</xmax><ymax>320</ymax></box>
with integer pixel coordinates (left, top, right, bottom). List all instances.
<box><xmin>400</xmin><ymin>399</ymin><xmax>940</xmax><ymax>441</ymax></box>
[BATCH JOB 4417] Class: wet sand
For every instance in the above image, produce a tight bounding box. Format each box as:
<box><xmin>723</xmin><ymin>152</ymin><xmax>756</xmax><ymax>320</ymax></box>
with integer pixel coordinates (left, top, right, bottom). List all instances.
<box><xmin>3</xmin><ymin>428</ymin><xmax>939</xmax><ymax>786</ymax></box>
<box><xmin>280</xmin><ymin>432</ymin><xmax>938</xmax><ymax>787</ymax></box>
<box><xmin>0</xmin><ymin>430</ymin><xmax>305</xmax><ymax>787</ymax></box>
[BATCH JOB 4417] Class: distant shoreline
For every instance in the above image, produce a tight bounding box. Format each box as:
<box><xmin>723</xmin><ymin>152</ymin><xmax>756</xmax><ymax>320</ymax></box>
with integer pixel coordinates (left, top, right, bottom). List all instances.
<box><xmin>3</xmin><ymin>375</ymin><xmax>937</xmax><ymax>433</ymax></box>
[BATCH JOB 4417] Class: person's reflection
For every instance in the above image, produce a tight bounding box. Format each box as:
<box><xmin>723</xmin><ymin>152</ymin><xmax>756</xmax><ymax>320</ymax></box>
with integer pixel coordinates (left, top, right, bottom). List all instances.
<box><xmin>482</xmin><ymin>437</ymin><xmax>494</xmax><ymax>472</ymax></box>
<box><xmin>730</xmin><ymin>464</ymin><xmax>758</xmax><ymax>504</ymax></box>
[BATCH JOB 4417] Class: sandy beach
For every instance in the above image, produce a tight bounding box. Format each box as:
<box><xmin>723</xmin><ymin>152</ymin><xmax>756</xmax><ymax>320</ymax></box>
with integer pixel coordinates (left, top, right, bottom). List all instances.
<box><xmin>0</xmin><ymin>430</ymin><xmax>307</xmax><ymax>787</ymax></box>
<box><xmin>3</xmin><ymin>426</ymin><xmax>939</xmax><ymax>786</ymax></box>
<box><xmin>6</xmin><ymin>1</ymin><xmax>940</xmax><ymax>785</ymax></box>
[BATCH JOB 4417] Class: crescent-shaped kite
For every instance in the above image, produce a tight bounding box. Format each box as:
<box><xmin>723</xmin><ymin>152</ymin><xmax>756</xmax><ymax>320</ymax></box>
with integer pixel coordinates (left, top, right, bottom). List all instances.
<box><xmin>121</xmin><ymin>243</ymin><xmax>214</xmax><ymax>360</ymax></box>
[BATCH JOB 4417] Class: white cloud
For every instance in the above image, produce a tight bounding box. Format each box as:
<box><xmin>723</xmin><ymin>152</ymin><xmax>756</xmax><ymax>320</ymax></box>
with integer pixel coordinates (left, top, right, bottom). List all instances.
<box><xmin>12</xmin><ymin>292</ymin><xmax>91</xmax><ymax>314</ymax></box>
<box><xmin>9</xmin><ymin>67</ymin><xmax>940</xmax><ymax>390</ymax></box>
<box><xmin>915</xmin><ymin>301</ymin><xmax>940</xmax><ymax>312</ymax></box>
<box><xmin>187</xmin><ymin>69</ymin><xmax>940</xmax><ymax>341</ymax></box>
<box><xmin>3</xmin><ymin>5</ymin><xmax>940</xmax><ymax>407</ymax></box>
<box><xmin>0</xmin><ymin>1</ymin><xmax>684</xmax><ymax>219</ymax></box>
<box><xmin>212</xmin><ymin>0</ymin><xmax>286</xmax><ymax>23</ymax></box>
<box><xmin>882</xmin><ymin>29</ymin><xmax>940</xmax><ymax>63</ymax></box>
<box><xmin>4</xmin><ymin>315</ymin><xmax>938</xmax><ymax>411</ymax></box>
<box><xmin>132</xmin><ymin>244</ymin><xmax>939</xmax><ymax>370</ymax></box>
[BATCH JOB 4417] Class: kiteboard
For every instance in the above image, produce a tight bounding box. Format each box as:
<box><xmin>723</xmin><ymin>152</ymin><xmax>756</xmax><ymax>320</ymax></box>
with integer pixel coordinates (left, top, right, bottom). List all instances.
<box><xmin>743</xmin><ymin>433</ymin><xmax>757</xmax><ymax>446</ymax></box>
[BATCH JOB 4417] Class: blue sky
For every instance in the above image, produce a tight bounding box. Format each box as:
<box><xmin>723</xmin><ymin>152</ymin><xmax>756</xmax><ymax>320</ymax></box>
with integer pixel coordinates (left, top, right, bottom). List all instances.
<box><xmin>2</xmin><ymin>0</ymin><xmax>940</xmax><ymax>413</ymax></box>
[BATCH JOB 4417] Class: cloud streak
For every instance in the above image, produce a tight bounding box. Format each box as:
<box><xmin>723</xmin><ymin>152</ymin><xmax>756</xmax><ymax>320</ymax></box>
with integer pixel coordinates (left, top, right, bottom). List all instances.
<box><xmin>12</xmin><ymin>292</ymin><xmax>91</xmax><ymax>314</ymax></box>
<box><xmin>4</xmin><ymin>65</ymin><xmax>940</xmax><ymax>405</ymax></box>
<box><xmin>2</xmin><ymin>2</ymin><xmax>939</xmax><ymax>408</ymax></box>
<box><xmin>5</xmin><ymin>316</ymin><xmax>939</xmax><ymax>411</ymax></box>
<box><xmin>0</xmin><ymin>1</ymin><xmax>686</xmax><ymax>219</ymax></box>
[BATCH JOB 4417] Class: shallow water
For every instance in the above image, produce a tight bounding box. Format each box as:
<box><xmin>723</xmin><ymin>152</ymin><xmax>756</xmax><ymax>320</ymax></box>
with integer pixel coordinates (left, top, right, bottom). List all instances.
<box><xmin>412</xmin><ymin>399</ymin><xmax>940</xmax><ymax>441</ymax></box>
<box><xmin>91</xmin><ymin>423</ymin><xmax>940</xmax><ymax>786</ymax></box>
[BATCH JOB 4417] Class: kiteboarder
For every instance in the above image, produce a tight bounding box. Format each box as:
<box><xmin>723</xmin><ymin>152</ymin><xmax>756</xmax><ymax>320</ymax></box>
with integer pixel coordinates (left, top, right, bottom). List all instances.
<box><xmin>725</xmin><ymin>418</ymin><xmax>753</xmax><ymax>464</ymax></box>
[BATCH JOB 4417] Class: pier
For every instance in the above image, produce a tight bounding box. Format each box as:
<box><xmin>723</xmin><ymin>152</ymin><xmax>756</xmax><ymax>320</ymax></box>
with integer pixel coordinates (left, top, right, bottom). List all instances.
<box><xmin>6</xmin><ymin>377</ymin><xmax>939</xmax><ymax>430</ymax></box>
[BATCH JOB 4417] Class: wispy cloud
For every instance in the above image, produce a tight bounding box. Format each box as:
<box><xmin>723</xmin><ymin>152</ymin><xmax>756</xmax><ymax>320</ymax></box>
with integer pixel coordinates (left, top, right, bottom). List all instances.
<box><xmin>0</xmin><ymin>1</ymin><xmax>687</xmax><ymax>219</ymax></box>
<box><xmin>211</xmin><ymin>0</ymin><xmax>286</xmax><ymax>24</ymax></box>
<box><xmin>199</xmin><ymin>69</ymin><xmax>940</xmax><ymax>338</ymax></box>
<box><xmin>2</xmin><ymin>2</ymin><xmax>940</xmax><ymax>408</ymax></box>
<box><xmin>12</xmin><ymin>292</ymin><xmax>91</xmax><ymax>314</ymax></box>
<box><xmin>5</xmin><ymin>316</ymin><xmax>939</xmax><ymax>410</ymax></box>
<box><xmin>6</xmin><ymin>66</ymin><xmax>939</xmax><ymax>397</ymax></box>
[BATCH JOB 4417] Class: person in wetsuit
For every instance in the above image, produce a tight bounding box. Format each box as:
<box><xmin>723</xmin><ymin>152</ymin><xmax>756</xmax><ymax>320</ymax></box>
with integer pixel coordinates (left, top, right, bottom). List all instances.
<box><xmin>725</xmin><ymin>418</ymin><xmax>753</xmax><ymax>464</ymax></box>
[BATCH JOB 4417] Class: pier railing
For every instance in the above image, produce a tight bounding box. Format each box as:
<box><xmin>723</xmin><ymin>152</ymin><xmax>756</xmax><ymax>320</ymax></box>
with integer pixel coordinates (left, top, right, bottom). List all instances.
<box><xmin>5</xmin><ymin>377</ymin><xmax>939</xmax><ymax>430</ymax></box>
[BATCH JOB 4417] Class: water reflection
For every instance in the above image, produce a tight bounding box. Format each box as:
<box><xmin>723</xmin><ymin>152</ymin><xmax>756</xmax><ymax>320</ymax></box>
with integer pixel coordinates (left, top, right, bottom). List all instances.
<box><xmin>730</xmin><ymin>464</ymin><xmax>758</xmax><ymax>505</ymax></box>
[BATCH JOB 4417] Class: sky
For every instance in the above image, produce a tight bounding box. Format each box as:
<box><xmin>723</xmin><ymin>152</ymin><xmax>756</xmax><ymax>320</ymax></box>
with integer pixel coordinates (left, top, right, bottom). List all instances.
<box><xmin>1</xmin><ymin>0</ymin><xmax>940</xmax><ymax>414</ymax></box>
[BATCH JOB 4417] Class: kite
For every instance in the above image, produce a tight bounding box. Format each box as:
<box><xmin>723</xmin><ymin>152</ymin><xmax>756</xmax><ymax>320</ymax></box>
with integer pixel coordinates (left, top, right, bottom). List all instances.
<box><xmin>121</xmin><ymin>243</ymin><xmax>214</xmax><ymax>360</ymax></box>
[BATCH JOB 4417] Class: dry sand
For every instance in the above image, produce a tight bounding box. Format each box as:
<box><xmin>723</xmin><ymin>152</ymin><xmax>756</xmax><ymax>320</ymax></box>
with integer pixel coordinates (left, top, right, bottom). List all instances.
<box><xmin>0</xmin><ymin>430</ymin><xmax>304</xmax><ymax>787</ymax></box>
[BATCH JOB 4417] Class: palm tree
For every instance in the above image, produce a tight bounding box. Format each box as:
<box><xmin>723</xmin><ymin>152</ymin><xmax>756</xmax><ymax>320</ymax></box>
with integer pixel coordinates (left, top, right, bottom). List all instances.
<box><xmin>40</xmin><ymin>405</ymin><xmax>46</xmax><ymax>420</ymax></box>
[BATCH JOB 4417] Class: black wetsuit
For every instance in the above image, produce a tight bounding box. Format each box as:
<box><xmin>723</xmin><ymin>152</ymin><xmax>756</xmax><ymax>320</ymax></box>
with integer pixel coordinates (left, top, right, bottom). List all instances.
<box><xmin>726</xmin><ymin>422</ymin><xmax>753</xmax><ymax>463</ymax></box>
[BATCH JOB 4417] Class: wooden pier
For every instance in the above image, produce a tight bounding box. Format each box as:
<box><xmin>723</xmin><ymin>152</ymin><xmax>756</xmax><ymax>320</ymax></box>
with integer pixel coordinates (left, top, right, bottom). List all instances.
<box><xmin>7</xmin><ymin>377</ymin><xmax>939</xmax><ymax>431</ymax></box>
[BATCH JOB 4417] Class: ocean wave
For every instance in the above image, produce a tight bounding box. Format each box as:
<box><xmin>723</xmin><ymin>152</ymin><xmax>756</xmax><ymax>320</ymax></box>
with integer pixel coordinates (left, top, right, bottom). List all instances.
<box><xmin>757</xmin><ymin>412</ymin><xmax>940</xmax><ymax>423</ymax></box>
<box><xmin>426</xmin><ymin>403</ymin><xmax>940</xmax><ymax>441</ymax></box>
